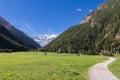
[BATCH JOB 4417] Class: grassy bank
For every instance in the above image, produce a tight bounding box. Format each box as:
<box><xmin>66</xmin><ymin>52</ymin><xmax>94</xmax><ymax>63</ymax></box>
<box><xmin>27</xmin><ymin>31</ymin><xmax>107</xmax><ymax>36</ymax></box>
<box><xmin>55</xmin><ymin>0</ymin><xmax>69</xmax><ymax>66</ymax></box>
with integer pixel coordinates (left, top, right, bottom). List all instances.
<box><xmin>109</xmin><ymin>55</ymin><xmax>120</xmax><ymax>79</ymax></box>
<box><xmin>0</xmin><ymin>52</ymin><xmax>107</xmax><ymax>80</ymax></box>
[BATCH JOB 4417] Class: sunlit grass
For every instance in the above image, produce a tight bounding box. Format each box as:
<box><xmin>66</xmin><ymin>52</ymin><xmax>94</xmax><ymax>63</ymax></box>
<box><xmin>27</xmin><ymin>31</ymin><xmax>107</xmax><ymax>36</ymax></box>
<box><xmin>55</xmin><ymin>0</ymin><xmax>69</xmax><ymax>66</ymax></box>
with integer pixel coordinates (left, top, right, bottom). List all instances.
<box><xmin>0</xmin><ymin>52</ymin><xmax>107</xmax><ymax>80</ymax></box>
<box><xmin>109</xmin><ymin>55</ymin><xmax>120</xmax><ymax>79</ymax></box>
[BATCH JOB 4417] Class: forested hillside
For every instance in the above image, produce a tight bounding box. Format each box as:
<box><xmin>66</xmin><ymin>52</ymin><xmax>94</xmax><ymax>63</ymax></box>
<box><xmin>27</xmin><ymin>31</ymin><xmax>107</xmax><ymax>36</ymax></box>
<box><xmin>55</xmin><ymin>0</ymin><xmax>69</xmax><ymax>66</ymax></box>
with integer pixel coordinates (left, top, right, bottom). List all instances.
<box><xmin>0</xmin><ymin>17</ymin><xmax>41</xmax><ymax>50</ymax></box>
<box><xmin>43</xmin><ymin>0</ymin><xmax>120</xmax><ymax>55</ymax></box>
<box><xmin>0</xmin><ymin>17</ymin><xmax>41</xmax><ymax>52</ymax></box>
<box><xmin>0</xmin><ymin>24</ymin><xmax>28</xmax><ymax>51</ymax></box>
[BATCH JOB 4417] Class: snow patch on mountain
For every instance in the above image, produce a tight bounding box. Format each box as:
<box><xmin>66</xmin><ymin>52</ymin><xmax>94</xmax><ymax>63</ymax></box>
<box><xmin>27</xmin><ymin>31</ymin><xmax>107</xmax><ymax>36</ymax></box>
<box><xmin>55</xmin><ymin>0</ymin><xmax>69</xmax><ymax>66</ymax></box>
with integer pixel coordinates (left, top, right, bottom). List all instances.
<box><xmin>34</xmin><ymin>34</ymin><xmax>58</xmax><ymax>47</ymax></box>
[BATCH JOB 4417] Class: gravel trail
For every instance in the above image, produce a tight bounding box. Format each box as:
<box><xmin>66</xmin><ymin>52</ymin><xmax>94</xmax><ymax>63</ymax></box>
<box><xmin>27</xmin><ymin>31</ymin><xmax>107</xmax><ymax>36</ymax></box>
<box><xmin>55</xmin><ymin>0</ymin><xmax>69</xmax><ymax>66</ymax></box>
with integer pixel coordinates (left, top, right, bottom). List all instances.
<box><xmin>89</xmin><ymin>57</ymin><xmax>119</xmax><ymax>80</ymax></box>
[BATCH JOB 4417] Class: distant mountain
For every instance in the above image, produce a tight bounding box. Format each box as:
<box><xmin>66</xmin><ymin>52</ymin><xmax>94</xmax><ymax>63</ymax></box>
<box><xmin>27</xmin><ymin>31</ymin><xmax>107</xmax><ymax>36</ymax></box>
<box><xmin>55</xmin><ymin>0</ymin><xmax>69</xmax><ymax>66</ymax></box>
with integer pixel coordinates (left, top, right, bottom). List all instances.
<box><xmin>0</xmin><ymin>24</ymin><xmax>28</xmax><ymax>51</ymax></box>
<box><xmin>0</xmin><ymin>16</ymin><xmax>41</xmax><ymax>51</ymax></box>
<box><xmin>34</xmin><ymin>34</ymin><xmax>58</xmax><ymax>47</ymax></box>
<box><xmin>43</xmin><ymin>0</ymin><xmax>120</xmax><ymax>55</ymax></box>
<box><xmin>0</xmin><ymin>16</ymin><xmax>41</xmax><ymax>49</ymax></box>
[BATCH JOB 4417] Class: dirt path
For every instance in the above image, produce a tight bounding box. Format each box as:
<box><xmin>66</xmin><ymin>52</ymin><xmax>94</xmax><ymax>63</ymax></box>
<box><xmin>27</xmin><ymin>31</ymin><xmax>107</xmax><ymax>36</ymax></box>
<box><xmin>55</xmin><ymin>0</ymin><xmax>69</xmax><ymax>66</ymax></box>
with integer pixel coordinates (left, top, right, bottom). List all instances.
<box><xmin>89</xmin><ymin>57</ymin><xmax>119</xmax><ymax>80</ymax></box>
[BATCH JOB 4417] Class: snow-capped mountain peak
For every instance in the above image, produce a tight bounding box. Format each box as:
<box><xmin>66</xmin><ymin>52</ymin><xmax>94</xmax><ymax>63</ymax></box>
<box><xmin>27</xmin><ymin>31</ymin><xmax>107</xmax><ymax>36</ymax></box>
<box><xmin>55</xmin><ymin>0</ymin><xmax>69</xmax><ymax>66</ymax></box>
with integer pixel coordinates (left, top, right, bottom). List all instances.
<box><xmin>34</xmin><ymin>34</ymin><xmax>58</xmax><ymax>47</ymax></box>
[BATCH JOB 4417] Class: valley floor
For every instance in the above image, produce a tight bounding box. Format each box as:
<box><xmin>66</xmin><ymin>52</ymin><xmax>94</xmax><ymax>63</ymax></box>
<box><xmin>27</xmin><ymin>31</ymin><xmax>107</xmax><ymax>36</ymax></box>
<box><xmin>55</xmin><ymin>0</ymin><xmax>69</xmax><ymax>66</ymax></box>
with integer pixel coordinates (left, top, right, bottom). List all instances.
<box><xmin>0</xmin><ymin>52</ymin><xmax>107</xmax><ymax>80</ymax></box>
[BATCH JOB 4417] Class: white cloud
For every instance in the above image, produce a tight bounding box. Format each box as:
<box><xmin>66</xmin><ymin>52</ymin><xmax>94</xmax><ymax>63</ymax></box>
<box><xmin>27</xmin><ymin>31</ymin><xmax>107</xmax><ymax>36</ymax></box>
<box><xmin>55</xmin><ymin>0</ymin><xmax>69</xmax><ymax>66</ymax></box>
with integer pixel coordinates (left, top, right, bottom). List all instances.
<box><xmin>19</xmin><ymin>23</ymin><xmax>36</xmax><ymax>37</ymax></box>
<box><xmin>89</xmin><ymin>9</ymin><xmax>93</xmax><ymax>13</ymax></box>
<box><xmin>22</xmin><ymin>23</ymin><xmax>34</xmax><ymax>31</ymax></box>
<box><xmin>76</xmin><ymin>8</ymin><xmax>82</xmax><ymax>12</ymax></box>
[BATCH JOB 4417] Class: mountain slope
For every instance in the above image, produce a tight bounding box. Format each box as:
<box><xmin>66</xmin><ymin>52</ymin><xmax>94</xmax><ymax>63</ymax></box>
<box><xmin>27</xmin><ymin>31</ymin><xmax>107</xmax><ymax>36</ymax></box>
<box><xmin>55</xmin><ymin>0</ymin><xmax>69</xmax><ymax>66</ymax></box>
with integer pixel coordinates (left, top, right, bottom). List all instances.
<box><xmin>34</xmin><ymin>34</ymin><xmax>58</xmax><ymax>47</ymax></box>
<box><xmin>0</xmin><ymin>17</ymin><xmax>41</xmax><ymax>49</ymax></box>
<box><xmin>43</xmin><ymin>0</ymin><xmax>120</xmax><ymax>54</ymax></box>
<box><xmin>0</xmin><ymin>24</ymin><xmax>28</xmax><ymax>51</ymax></box>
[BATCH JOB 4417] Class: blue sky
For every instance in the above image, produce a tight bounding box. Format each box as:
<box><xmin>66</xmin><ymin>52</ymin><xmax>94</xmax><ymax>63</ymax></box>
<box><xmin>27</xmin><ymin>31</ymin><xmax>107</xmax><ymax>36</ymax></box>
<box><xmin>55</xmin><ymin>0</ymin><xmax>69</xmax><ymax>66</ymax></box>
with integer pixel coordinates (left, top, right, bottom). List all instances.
<box><xmin>0</xmin><ymin>0</ymin><xmax>105</xmax><ymax>37</ymax></box>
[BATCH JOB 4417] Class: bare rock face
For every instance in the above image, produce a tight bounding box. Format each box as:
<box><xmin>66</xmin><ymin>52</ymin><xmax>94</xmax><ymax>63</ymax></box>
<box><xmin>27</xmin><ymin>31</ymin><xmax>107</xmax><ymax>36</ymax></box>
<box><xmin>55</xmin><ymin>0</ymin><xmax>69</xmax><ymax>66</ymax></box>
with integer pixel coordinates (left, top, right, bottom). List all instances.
<box><xmin>115</xmin><ymin>34</ymin><xmax>120</xmax><ymax>40</ymax></box>
<box><xmin>97</xmin><ymin>4</ymin><xmax>104</xmax><ymax>10</ymax></box>
<box><xmin>90</xmin><ymin>21</ymin><xmax>95</xmax><ymax>27</ymax></box>
<box><xmin>81</xmin><ymin>15</ymin><xmax>96</xmax><ymax>27</ymax></box>
<box><xmin>96</xmin><ymin>3</ymin><xmax>108</xmax><ymax>11</ymax></box>
<box><xmin>80</xmin><ymin>3</ymin><xmax>106</xmax><ymax>25</ymax></box>
<box><xmin>81</xmin><ymin>15</ymin><xmax>91</xmax><ymax>24</ymax></box>
<box><xmin>80</xmin><ymin>4</ymin><xmax>104</xmax><ymax>25</ymax></box>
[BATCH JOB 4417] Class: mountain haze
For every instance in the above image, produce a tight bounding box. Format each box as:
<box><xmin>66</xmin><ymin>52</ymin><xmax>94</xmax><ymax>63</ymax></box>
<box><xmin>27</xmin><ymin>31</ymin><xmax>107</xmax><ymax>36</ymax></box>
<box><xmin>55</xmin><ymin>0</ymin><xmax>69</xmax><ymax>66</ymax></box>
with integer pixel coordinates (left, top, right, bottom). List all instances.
<box><xmin>0</xmin><ymin>17</ymin><xmax>40</xmax><ymax>49</ymax></box>
<box><xmin>0</xmin><ymin>17</ymin><xmax>41</xmax><ymax>51</ymax></box>
<box><xmin>0</xmin><ymin>24</ymin><xmax>27</xmax><ymax>51</ymax></box>
<box><xmin>43</xmin><ymin>0</ymin><xmax>120</xmax><ymax>55</ymax></box>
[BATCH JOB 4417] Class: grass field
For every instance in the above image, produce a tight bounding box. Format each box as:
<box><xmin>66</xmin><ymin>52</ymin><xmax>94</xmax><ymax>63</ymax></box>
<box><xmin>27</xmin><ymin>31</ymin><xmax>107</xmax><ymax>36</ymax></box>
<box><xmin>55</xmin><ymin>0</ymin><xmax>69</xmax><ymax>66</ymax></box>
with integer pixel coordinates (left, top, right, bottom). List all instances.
<box><xmin>109</xmin><ymin>55</ymin><xmax>120</xmax><ymax>79</ymax></box>
<box><xmin>0</xmin><ymin>52</ymin><xmax>107</xmax><ymax>80</ymax></box>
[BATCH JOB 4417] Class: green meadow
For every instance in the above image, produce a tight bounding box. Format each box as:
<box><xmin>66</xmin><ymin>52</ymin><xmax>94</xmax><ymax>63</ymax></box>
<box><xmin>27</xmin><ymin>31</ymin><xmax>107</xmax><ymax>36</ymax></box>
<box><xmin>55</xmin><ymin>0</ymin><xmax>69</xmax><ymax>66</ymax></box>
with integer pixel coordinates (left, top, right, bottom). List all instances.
<box><xmin>0</xmin><ymin>52</ymin><xmax>107</xmax><ymax>80</ymax></box>
<box><xmin>109</xmin><ymin>55</ymin><xmax>120</xmax><ymax>79</ymax></box>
